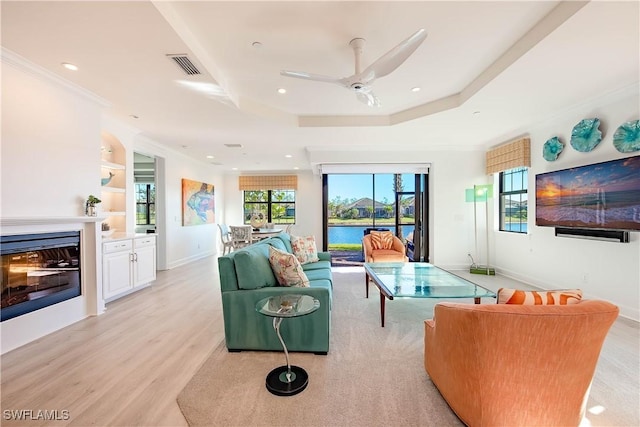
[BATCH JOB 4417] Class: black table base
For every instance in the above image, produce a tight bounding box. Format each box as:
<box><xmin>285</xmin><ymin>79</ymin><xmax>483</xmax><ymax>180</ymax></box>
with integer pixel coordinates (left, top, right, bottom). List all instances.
<box><xmin>265</xmin><ymin>365</ymin><xmax>309</xmax><ymax>396</ymax></box>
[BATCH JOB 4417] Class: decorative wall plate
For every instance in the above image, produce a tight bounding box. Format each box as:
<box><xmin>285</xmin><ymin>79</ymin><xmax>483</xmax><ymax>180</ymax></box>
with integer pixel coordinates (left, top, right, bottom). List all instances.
<box><xmin>543</xmin><ymin>136</ymin><xmax>564</xmax><ymax>161</ymax></box>
<box><xmin>570</xmin><ymin>118</ymin><xmax>602</xmax><ymax>152</ymax></box>
<box><xmin>613</xmin><ymin>119</ymin><xmax>640</xmax><ymax>153</ymax></box>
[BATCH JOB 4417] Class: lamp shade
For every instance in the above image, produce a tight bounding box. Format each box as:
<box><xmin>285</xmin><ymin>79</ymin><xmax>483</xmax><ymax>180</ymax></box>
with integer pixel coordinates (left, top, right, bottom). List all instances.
<box><xmin>465</xmin><ymin>184</ymin><xmax>493</xmax><ymax>202</ymax></box>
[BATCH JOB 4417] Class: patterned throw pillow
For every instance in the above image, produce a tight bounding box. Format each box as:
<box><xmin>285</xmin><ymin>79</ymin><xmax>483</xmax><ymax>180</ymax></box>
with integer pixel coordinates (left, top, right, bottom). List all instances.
<box><xmin>268</xmin><ymin>246</ymin><xmax>310</xmax><ymax>287</ymax></box>
<box><xmin>370</xmin><ymin>231</ymin><xmax>394</xmax><ymax>250</ymax></box>
<box><xmin>290</xmin><ymin>235</ymin><xmax>319</xmax><ymax>264</ymax></box>
<box><xmin>497</xmin><ymin>288</ymin><xmax>582</xmax><ymax>305</ymax></box>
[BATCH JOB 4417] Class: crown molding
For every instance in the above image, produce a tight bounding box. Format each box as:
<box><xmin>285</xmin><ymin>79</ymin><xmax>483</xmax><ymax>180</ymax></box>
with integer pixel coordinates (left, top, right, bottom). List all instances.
<box><xmin>1</xmin><ymin>48</ymin><xmax>110</xmax><ymax>107</ymax></box>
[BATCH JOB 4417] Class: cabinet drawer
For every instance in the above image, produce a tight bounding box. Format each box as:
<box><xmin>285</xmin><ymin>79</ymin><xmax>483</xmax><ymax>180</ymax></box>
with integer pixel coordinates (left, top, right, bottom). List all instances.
<box><xmin>104</xmin><ymin>239</ymin><xmax>133</xmax><ymax>254</ymax></box>
<box><xmin>135</xmin><ymin>237</ymin><xmax>155</xmax><ymax>248</ymax></box>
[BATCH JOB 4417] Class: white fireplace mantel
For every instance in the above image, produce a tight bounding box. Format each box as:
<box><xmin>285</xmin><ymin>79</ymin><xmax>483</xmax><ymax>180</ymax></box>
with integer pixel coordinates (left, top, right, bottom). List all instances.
<box><xmin>1</xmin><ymin>216</ymin><xmax>106</xmax><ymax>227</ymax></box>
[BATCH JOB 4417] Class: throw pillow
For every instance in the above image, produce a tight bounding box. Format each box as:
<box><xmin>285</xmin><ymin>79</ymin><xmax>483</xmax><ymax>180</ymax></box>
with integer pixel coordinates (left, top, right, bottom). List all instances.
<box><xmin>268</xmin><ymin>246</ymin><xmax>310</xmax><ymax>287</ymax></box>
<box><xmin>370</xmin><ymin>231</ymin><xmax>394</xmax><ymax>250</ymax></box>
<box><xmin>497</xmin><ymin>288</ymin><xmax>582</xmax><ymax>305</ymax></box>
<box><xmin>290</xmin><ymin>235</ymin><xmax>319</xmax><ymax>264</ymax></box>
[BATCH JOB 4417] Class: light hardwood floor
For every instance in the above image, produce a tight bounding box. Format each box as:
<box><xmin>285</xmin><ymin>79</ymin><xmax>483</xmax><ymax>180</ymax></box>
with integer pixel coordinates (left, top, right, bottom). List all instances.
<box><xmin>1</xmin><ymin>256</ymin><xmax>223</xmax><ymax>427</ymax></box>
<box><xmin>1</xmin><ymin>257</ymin><xmax>638</xmax><ymax>426</ymax></box>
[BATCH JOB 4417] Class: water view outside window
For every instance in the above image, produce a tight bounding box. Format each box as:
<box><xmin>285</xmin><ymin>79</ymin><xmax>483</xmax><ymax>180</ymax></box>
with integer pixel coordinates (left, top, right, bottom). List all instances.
<box><xmin>499</xmin><ymin>167</ymin><xmax>528</xmax><ymax>233</ymax></box>
<box><xmin>327</xmin><ymin>174</ymin><xmax>416</xmax><ymax>250</ymax></box>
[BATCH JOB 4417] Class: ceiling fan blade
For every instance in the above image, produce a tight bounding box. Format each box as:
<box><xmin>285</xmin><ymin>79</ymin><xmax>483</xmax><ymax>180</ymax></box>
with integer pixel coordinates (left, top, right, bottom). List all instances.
<box><xmin>355</xmin><ymin>89</ymin><xmax>381</xmax><ymax>107</ymax></box>
<box><xmin>280</xmin><ymin>70</ymin><xmax>341</xmax><ymax>84</ymax></box>
<box><xmin>360</xmin><ymin>29</ymin><xmax>427</xmax><ymax>82</ymax></box>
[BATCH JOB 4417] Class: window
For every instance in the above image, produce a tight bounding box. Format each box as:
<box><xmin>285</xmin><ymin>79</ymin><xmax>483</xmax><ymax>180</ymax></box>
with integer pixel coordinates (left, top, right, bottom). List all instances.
<box><xmin>243</xmin><ymin>190</ymin><xmax>295</xmax><ymax>224</ymax></box>
<box><xmin>499</xmin><ymin>168</ymin><xmax>527</xmax><ymax>233</ymax></box>
<box><xmin>136</xmin><ymin>183</ymin><xmax>156</xmax><ymax>225</ymax></box>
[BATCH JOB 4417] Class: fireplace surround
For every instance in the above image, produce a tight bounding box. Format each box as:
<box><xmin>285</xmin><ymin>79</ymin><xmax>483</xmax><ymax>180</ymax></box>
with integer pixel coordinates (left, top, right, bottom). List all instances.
<box><xmin>0</xmin><ymin>217</ymin><xmax>104</xmax><ymax>354</ymax></box>
<box><xmin>1</xmin><ymin>231</ymin><xmax>82</xmax><ymax>321</ymax></box>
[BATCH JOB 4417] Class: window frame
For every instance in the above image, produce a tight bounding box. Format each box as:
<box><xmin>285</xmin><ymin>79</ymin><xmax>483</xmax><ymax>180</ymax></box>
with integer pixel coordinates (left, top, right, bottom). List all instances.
<box><xmin>135</xmin><ymin>183</ymin><xmax>156</xmax><ymax>226</ymax></box>
<box><xmin>498</xmin><ymin>167</ymin><xmax>528</xmax><ymax>234</ymax></box>
<box><xmin>243</xmin><ymin>189</ymin><xmax>296</xmax><ymax>225</ymax></box>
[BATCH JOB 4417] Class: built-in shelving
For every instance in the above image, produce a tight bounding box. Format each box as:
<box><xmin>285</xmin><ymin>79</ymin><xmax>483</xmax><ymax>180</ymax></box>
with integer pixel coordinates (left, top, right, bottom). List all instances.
<box><xmin>101</xmin><ymin>132</ymin><xmax>126</xmax><ymax>233</ymax></box>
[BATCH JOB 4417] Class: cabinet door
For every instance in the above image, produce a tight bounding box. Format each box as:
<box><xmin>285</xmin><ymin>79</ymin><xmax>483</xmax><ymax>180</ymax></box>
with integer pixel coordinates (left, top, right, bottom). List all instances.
<box><xmin>133</xmin><ymin>243</ymin><xmax>156</xmax><ymax>287</ymax></box>
<box><xmin>103</xmin><ymin>250</ymin><xmax>133</xmax><ymax>299</ymax></box>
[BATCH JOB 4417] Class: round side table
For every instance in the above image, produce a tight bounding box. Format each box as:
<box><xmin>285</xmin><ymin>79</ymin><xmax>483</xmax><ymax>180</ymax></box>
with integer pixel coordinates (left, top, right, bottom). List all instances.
<box><xmin>255</xmin><ymin>294</ymin><xmax>320</xmax><ymax>396</ymax></box>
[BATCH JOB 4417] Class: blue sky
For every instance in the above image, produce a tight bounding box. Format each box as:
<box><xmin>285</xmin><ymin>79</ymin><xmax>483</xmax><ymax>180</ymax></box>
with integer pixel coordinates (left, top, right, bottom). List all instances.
<box><xmin>327</xmin><ymin>174</ymin><xmax>414</xmax><ymax>202</ymax></box>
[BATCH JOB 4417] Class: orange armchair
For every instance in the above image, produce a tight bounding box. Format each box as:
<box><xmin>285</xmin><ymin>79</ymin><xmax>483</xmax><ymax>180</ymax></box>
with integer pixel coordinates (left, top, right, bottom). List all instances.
<box><xmin>362</xmin><ymin>233</ymin><xmax>408</xmax><ymax>263</ymax></box>
<box><xmin>424</xmin><ymin>300</ymin><xmax>619</xmax><ymax>427</ymax></box>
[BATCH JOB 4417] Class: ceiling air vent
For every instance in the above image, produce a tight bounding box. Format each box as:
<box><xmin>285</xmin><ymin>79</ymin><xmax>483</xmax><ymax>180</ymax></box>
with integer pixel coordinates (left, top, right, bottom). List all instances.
<box><xmin>224</xmin><ymin>144</ymin><xmax>243</xmax><ymax>148</ymax></box>
<box><xmin>167</xmin><ymin>54</ymin><xmax>201</xmax><ymax>75</ymax></box>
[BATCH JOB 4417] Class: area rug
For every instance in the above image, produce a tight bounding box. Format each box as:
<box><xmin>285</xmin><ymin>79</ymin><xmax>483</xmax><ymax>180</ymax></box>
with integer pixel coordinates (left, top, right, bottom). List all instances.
<box><xmin>177</xmin><ymin>268</ymin><xmax>463</xmax><ymax>426</ymax></box>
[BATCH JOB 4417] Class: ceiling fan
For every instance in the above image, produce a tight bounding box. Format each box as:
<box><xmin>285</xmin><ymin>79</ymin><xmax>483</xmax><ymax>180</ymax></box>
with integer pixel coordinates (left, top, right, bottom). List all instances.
<box><xmin>280</xmin><ymin>29</ymin><xmax>427</xmax><ymax>107</ymax></box>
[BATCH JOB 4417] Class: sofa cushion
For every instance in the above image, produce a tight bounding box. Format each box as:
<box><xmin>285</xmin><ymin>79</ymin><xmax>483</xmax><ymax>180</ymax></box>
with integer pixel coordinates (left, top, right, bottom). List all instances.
<box><xmin>303</xmin><ymin>268</ymin><xmax>332</xmax><ymax>283</ymax></box>
<box><xmin>264</xmin><ymin>237</ymin><xmax>287</xmax><ymax>252</ymax></box>
<box><xmin>497</xmin><ymin>288</ymin><xmax>583</xmax><ymax>305</ymax></box>
<box><xmin>268</xmin><ymin>246</ymin><xmax>310</xmax><ymax>287</ymax></box>
<box><xmin>301</xmin><ymin>260</ymin><xmax>332</xmax><ymax>271</ymax></box>
<box><xmin>272</xmin><ymin>232</ymin><xmax>293</xmax><ymax>253</ymax></box>
<box><xmin>290</xmin><ymin>235</ymin><xmax>319</xmax><ymax>264</ymax></box>
<box><xmin>370</xmin><ymin>230</ymin><xmax>394</xmax><ymax>249</ymax></box>
<box><xmin>233</xmin><ymin>245</ymin><xmax>277</xmax><ymax>290</ymax></box>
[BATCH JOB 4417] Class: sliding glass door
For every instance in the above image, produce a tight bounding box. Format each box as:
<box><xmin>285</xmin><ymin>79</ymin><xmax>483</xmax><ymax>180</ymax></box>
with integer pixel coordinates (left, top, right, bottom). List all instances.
<box><xmin>322</xmin><ymin>172</ymin><xmax>428</xmax><ymax>263</ymax></box>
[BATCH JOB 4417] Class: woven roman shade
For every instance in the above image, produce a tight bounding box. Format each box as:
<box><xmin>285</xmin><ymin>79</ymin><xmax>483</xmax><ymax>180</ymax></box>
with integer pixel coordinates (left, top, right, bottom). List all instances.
<box><xmin>486</xmin><ymin>137</ymin><xmax>531</xmax><ymax>174</ymax></box>
<box><xmin>238</xmin><ymin>175</ymin><xmax>298</xmax><ymax>190</ymax></box>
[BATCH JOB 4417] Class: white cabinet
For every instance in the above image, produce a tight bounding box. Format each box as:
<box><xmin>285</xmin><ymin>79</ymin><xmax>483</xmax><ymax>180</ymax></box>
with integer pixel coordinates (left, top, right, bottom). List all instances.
<box><xmin>103</xmin><ymin>235</ymin><xmax>156</xmax><ymax>301</ymax></box>
<box><xmin>133</xmin><ymin>236</ymin><xmax>156</xmax><ymax>287</ymax></box>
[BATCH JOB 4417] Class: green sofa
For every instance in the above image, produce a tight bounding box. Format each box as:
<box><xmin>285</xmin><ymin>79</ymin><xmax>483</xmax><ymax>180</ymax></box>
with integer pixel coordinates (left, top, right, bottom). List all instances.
<box><xmin>217</xmin><ymin>232</ymin><xmax>332</xmax><ymax>354</ymax></box>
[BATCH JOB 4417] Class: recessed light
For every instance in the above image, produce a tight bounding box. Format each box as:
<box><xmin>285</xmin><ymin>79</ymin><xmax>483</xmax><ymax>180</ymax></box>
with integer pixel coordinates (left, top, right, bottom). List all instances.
<box><xmin>61</xmin><ymin>62</ymin><xmax>78</xmax><ymax>71</ymax></box>
<box><xmin>252</xmin><ymin>41</ymin><xmax>262</xmax><ymax>48</ymax></box>
<box><xmin>232</xmin><ymin>167</ymin><xmax>238</xmax><ymax>170</ymax></box>
<box><xmin>206</xmin><ymin>155</ymin><xmax>215</xmax><ymax>159</ymax></box>
<box><xmin>285</xmin><ymin>154</ymin><xmax>293</xmax><ymax>158</ymax></box>
<box><xmin>293</xmin><ymin>167</ymin><xmax>299</xmax><ymax>170</ymax></box>
<box><xmin>411</xmin><ymin>87</ymin><xmax>421</xmax><ymax>92</ymax></box>
<box><xmin>130</xmin><ymin>115</ymin><xmax>139</xmax><ymax>119</ymax></box>
<box><xmin>278</xmin><ymin>88</ymin><xmax>287</xmax><ymax>94</ymax></box>
<box><xmin>473</xmin><ymin>111</ymin><xmax>481</xmax><ymax>115</ymax></box>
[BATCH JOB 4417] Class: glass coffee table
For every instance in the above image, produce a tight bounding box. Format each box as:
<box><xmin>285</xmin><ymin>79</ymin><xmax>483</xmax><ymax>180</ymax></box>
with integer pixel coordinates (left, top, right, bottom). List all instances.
<box><xmin>255</xmin><ymin>294</ymin><xmax>320</xmax><ymax>396</ymax></box>
<box><xmin>364</xmin><ymin>262</ymin><xmax>496</xmax><ymax>327</ymax></box>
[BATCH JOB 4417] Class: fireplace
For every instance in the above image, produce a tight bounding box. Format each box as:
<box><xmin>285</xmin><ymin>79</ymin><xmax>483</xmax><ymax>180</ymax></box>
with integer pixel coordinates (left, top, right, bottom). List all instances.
<box><xmin>1</xmin><ymin>231</ymin><xmax>81</xmax><ymax>322</ymax></box>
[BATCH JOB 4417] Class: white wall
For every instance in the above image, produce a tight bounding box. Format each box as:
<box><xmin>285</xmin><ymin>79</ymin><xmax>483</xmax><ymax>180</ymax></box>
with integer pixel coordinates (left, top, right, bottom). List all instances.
<box><xmin>1</xmin><ymin>52</ymin><xmax>104</xmax><ymax>217</ymax></box>
<box><xmin>128</xmin><ymin>137</ymin><xmax>224</xmax><ymax>269</ymax></box>
<box><xmin>223</xmin><ymin>151</ymin><xmax>487</xmax><ymax>269</ymax></box>
<box><xmin>493</xmin><ymin>88</ymin><xmax>640</xmax><ymax>320</ymax></box>
<box><xmin>1</xmin><ymin>50</ymin><xmax>106</xmax><ymax>353</ymax></box>
<box><xmin>1</xmin><ymin>50</ymin><xmax>225</xmax><ymax>353</ymax></box>
<box><xmin>222</xmin><ymin>171</ymin><xmax>324</xmax><ymax>242</ymax></box>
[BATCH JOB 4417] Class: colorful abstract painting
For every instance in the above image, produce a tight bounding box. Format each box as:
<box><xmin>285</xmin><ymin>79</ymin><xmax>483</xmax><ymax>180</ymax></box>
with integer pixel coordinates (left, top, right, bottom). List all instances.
<box><xmin>182</xmin><ymin>178</ymin><xmax>215</xmax><ymax>226</ymax></box>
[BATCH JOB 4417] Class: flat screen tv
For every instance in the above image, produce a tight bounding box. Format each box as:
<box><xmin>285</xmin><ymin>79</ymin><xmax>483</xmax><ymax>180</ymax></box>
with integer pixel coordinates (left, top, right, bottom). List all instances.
<box><xmin>535</xmin><ymin>155</ymin><xmax>640</xmax><ymax>231</ymax></box>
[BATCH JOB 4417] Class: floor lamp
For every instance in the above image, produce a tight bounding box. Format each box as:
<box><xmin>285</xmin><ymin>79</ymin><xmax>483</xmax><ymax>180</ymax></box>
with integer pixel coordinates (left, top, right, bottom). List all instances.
<box><xmin>465</xmin><ymin>184</ymin><xmax>495</xmax><ymax>275</ymax></box>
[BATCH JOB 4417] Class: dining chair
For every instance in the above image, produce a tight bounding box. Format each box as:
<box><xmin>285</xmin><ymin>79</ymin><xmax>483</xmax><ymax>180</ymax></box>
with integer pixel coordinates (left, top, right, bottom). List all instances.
<box><xmin>217</xmin><ymin>223</ymin><xmax>234</xmax><ymax>254</ymax></box>
<box><xmin>230</xmin><ymin>225</ymin><xmax>252</xmax><ymax>250</ymax></box>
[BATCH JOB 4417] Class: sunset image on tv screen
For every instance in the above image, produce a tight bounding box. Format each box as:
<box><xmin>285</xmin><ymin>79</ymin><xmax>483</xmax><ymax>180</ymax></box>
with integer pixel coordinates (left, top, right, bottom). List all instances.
<box><xmin>536</xmin><ymin>155</ymin><xmax>640</xmax><ymax>231</ymax></box>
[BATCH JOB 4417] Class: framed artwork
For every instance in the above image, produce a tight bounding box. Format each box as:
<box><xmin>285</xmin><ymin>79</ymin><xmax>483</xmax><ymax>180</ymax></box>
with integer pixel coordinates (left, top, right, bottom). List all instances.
<box><xmin>182</xmin><ymin>178</ymin><xmax>215</xmax><ymax>226</ymax></box>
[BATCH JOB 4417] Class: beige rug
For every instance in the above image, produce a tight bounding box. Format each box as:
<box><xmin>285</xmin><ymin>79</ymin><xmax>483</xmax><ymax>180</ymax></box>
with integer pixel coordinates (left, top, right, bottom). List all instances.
<box><xmin>177</xmin><ymin>268</ymin><xmax>463</xmax><ymax>426</ymax></box>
